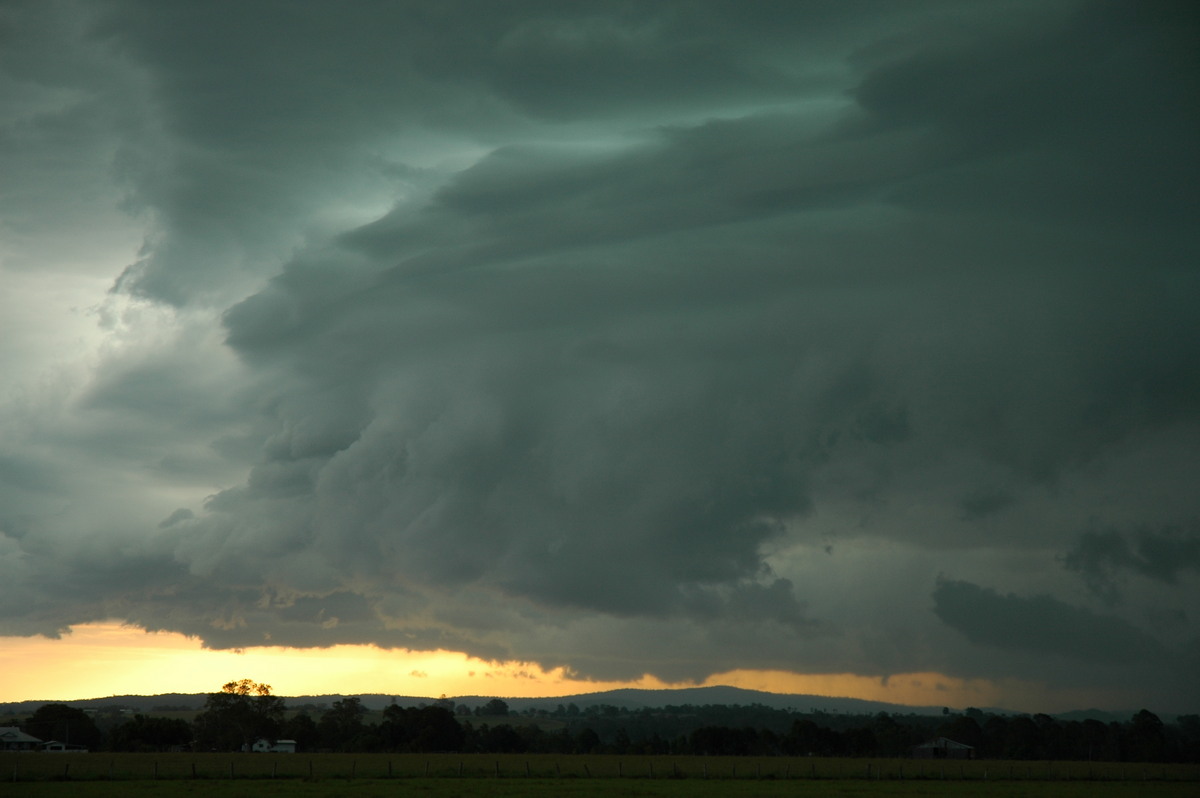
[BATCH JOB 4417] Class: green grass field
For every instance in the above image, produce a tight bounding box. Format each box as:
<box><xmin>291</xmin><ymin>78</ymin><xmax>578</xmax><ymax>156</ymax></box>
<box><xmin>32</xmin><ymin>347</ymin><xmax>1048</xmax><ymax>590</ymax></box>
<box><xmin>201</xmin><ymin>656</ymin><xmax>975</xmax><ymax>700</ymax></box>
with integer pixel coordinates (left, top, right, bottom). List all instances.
<box><xmin>6</xmin><ymin>779</ymin><xmax>1200</xmax><ymax>797</ymax></box>
<box><xmin>5</xmin><ymin>753</ymin><xmax>1198</xmax><ymax>796</ymax></box>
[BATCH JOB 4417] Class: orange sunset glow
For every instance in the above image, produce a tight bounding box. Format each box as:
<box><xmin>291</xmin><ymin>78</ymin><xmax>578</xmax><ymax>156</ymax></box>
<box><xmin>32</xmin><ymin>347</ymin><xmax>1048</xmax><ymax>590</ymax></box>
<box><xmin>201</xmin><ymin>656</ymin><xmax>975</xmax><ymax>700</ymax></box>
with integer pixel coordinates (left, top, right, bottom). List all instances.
<box><xmin>0</xmin><ymin>622</ymin><xmax>1108</xmax><ymax>713</ymax></box>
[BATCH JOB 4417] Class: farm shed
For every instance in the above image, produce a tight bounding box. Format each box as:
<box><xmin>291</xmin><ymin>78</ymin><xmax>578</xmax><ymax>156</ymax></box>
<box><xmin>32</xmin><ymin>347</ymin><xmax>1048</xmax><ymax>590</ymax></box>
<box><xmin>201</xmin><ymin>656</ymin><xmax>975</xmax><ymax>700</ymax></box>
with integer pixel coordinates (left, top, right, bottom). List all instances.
<box><xmin>912</xmin><ymin>736</ymin><xmax>975</xmax><ymax>759</ymax></box>
<box><xmin>0</xmin><ymin>727</ymin><xmax>43</xmax><ymax>752</ymax></box>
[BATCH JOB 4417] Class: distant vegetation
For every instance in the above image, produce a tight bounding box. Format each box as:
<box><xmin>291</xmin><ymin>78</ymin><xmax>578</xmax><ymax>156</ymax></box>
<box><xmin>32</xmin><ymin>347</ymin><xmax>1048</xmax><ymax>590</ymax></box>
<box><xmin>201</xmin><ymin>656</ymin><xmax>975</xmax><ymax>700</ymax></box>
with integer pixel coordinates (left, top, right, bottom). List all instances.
<box><xmin>3</xmin><ymin>681</ymin><xmax>1197</xmax><ymax>763</ymax></box>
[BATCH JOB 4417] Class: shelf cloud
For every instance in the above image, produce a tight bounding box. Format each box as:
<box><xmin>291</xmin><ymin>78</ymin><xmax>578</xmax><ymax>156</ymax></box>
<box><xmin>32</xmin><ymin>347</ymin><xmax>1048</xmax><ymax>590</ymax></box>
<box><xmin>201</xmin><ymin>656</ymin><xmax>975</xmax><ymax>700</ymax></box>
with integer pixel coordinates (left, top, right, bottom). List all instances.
<box><xmin>1</xmin><ymin>0</ymin><xmax>1197</xmax><ymax>710</ymax></box>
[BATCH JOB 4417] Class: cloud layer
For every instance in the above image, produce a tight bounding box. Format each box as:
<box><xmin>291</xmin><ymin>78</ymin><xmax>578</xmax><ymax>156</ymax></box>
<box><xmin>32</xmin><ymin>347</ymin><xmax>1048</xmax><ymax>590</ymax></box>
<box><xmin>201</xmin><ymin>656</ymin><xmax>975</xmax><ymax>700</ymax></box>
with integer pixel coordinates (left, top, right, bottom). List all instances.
<box><xmin>1</xmin><ymin>0</ymin><xmax>1197</xmax><ymax>710</ymax></box>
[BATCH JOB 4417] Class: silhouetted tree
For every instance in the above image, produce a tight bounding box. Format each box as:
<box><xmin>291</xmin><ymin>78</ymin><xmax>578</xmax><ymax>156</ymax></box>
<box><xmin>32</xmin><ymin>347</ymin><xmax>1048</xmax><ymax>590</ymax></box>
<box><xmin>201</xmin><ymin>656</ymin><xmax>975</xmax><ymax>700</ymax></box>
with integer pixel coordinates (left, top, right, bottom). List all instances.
<box><xmin>192</xmin><ymin>679</ymin><xmax>285</xmax><ymax>751</ymax></box>
<box><xmin>108</xmin><ymin>714</ymin><xmax>191</xmax><ymax>752</ymax></box>
<box><xmin>1128</xmin><ymin>709</ymin><xmax>1166</xmax><ymax>762</ymax></box>
<box><xmin>940</xmin><ymin>715</ymin><xmax>983</xmax><ymax>750</ymax></box>
<box><xmin>477</xmin><ymin>698</ymin><xmax>510</xmax><ymax>717</ymax></box>
<box><xmin>24</xmin><ymin>704</ymin><xmax>101</xmax><ymax>750</ymax></box>
<box><xmin>380</xmin><ymin>705</ymin><xmax>463</xmax><ymax>752</ymax></box>
<box><xmin>281</xmin><ymin>712</ymin><xmax>318</xmax><ymax>752</ymax></box>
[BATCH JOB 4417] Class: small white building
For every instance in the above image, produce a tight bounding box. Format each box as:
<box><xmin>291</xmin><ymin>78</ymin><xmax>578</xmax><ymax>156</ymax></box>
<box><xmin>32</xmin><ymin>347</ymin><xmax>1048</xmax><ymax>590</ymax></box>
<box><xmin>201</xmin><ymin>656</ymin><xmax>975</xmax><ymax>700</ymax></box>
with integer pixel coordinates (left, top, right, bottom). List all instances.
<box><xmin>251</xmin><ymin>738</ymin><xmax>297</xmax><ymax>753</ymax></box>
<box><xmin>41</xmin><ymin>741</ymin><xmax>89</xmax><ymax>753</ymax></box>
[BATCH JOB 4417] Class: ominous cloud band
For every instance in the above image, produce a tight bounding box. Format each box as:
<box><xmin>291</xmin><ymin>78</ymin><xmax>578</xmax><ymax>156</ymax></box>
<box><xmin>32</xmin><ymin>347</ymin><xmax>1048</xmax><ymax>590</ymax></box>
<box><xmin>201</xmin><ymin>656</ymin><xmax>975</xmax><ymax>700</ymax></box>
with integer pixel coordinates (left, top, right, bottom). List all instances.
<box><xmin>0</xmin><ymin>0</ymin><xmax>1197</xmax><ymax>709</ymax></box>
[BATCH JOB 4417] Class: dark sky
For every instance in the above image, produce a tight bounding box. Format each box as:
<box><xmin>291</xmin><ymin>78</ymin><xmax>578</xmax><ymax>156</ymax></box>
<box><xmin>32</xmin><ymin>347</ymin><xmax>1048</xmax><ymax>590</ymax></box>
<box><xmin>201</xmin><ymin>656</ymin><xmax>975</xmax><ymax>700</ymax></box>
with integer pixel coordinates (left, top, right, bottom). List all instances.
<box><xmin>1</xmin><ymin>0</ymin><xmax>1197</xmax><ymax>711</ymax></box>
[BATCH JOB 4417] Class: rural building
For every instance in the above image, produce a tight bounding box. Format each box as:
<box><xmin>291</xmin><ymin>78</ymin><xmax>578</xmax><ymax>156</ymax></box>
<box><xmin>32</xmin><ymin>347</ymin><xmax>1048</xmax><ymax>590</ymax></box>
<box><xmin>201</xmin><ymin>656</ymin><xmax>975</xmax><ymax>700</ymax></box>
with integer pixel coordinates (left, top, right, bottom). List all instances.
<box><xmin>0</xmin><ymin>727</ymin><xmax>43</xmax><ymax>752</ymax></box>
<box><xmin>912</xmin><ymin>737</ymin><xmax>975</xmax><ymax>759</ymax></box>
<box><xmin>41</xmin><ymin>741</ymin><xmax>90</xmax><ymax>753</ymax></box>
<box><xmin>251</xmin><ymin>738</ymin><xmax>297</xmax><ymax>753</ymax></box>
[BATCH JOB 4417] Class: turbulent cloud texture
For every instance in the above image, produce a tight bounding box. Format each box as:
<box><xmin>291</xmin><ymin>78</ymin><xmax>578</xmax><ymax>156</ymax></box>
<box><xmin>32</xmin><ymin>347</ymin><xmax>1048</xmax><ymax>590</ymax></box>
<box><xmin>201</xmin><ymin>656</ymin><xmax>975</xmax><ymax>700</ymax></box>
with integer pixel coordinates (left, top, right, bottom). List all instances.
<box><xmin>1</xmin><ymin>0</ymin><xmax>1197</xmax><ymax>709</ymax></box>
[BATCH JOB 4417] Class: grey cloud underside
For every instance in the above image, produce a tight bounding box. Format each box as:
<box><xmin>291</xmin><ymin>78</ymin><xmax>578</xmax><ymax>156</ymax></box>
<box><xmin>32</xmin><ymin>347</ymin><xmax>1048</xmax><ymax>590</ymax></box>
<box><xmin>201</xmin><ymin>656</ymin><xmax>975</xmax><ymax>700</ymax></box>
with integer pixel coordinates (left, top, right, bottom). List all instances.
<box><xmin>932</xmin><ymin>578</ymin><xmax>1166</xmax><ymax>665</ymax></box>
<box><xmin>1062</xmin><ymin>522</ymin><xmax>1200</xmax><ymax>604</ymax></box>
<box><xmin>1</xmin><ymin>0</ymin><xmax>1198</xmax><ymax>707</ymax></box>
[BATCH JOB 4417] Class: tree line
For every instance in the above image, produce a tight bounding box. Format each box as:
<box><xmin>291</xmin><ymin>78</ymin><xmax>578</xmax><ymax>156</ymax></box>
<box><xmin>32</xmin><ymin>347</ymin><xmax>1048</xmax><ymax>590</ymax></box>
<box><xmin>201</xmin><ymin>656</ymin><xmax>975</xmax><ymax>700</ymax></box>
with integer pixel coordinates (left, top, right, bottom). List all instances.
<box><xmin>5</xmin><ymin>680</ymin><xmax>1198</xmax><ymax>763</ymax></box>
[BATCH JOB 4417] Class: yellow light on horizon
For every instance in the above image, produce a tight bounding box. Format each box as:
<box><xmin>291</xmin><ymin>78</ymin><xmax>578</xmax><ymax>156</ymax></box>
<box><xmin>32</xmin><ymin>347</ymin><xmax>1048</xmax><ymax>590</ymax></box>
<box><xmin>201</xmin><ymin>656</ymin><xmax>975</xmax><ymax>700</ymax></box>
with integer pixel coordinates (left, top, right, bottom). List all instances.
<box><xmin>0</xmin><ymin>621</ymin><xmax>1116</xmax><ymax>713</ymax></box>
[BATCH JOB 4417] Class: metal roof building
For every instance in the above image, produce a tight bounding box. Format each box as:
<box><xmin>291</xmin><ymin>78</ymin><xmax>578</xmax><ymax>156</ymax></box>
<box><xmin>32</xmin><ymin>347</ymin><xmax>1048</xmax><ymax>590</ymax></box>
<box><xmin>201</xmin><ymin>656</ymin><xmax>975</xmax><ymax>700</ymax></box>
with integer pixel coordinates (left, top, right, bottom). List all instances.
<box><xmin>912</xmin><ymin>736</ymin><xmax>975</xmax><ymax>759</ymax></box>
<box><xmin>0</xmin><ymin>727</ymin><xmax>43</xmax><ymax>752</ymax></box>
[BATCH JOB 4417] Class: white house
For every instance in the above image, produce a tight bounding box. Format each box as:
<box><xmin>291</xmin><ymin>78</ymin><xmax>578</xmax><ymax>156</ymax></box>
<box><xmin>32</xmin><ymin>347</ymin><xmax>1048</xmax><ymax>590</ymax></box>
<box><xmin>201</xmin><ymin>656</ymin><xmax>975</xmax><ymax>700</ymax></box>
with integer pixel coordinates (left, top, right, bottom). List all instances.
<box><xmin>0</xmin><ymin>727</ymin><xmax>42</xmax><ymax>752</ymax></box>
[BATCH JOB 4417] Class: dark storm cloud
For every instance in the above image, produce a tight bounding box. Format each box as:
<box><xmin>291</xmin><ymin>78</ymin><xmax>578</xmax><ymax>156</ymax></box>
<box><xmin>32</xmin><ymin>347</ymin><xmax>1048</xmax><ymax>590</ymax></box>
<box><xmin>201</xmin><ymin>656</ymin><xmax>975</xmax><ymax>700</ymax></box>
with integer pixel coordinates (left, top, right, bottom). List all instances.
<box><xmin>932</xmin><ymin>578</ymin><xmax>1166</xmax><ymax>664</ymax></box>
<box><xmin>2</xmin><ymin>0</ymin><xmax>1198</xmax><ymax>709</ymax></box>
<box><xmin>1062</xmin><ymin>522</ymin><xmax>1200</xmax><ymax>603</ymax></box>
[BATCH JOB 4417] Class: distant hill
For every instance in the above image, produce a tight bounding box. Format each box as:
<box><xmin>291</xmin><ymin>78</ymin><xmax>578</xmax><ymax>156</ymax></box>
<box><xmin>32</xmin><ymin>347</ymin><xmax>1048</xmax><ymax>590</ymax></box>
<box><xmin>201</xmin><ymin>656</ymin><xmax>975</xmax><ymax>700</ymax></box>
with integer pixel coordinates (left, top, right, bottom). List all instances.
<box><xmin>0</xmin><ymin>685</ymin><xmax>1150</xmax><ymax>721</ymax></box>
<box><xmin>3</xmin><ymin>686</ymin><xmax>969</xmax><ymax>718</ymax></box>
<box><xmin>472</xmin><ymin>686</ymin><xmax>959</xmax><ymax>717</ymax></box>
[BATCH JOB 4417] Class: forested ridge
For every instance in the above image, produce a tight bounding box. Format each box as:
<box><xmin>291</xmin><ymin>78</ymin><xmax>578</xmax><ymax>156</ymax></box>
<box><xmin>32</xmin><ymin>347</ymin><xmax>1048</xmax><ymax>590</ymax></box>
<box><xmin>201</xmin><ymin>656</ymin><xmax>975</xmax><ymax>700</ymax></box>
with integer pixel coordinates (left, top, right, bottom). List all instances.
<box><xmin>5</xmin><ymin>681</ymin><xmax>1197</xmax><ymax>762</ymax></box>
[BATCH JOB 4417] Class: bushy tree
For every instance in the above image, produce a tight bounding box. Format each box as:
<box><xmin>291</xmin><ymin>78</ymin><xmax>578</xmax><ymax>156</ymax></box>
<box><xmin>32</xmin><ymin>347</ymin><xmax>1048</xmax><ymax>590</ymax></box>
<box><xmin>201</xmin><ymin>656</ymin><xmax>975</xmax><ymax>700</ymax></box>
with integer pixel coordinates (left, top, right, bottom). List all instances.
<box><xmin>477</xmin><ymin>698</ymin><xmax>510</xmax><ymax>717</ymax></box>
<box><xmin>277</xmin><ymin>711</ymin><xmax>316</xmax><ymax>752</ymax></box>
<box><xmin>192</xmin><ymin>679</ymin><xmax>285</xmax><ymax>751</ymax></box>
<box><xmin>1128</xmin><ymin>709</ymin><xmax>1166</xmax><ymax>762</ymax></box>
<box><xmin>108</xmin><ymin>714</ymin><xmax>192</xmax><ymax>752</ymax></box>
<box><xmin>24</xmin><ymin>704</ymin><xmax>102</xmax><ymax>750</ymax></box>
<box><xmin>380</xmin><ymin>704</ymin><xmax>464</xmax><ymax>752</ymax></box>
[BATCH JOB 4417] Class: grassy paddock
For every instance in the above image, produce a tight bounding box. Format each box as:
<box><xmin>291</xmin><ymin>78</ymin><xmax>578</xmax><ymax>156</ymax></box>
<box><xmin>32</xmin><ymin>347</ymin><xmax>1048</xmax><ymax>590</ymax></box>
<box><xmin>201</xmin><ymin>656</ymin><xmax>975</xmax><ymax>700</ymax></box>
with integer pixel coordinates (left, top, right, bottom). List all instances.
<box><xmin>4</xmin><ymin>753</ymin><xmax>1199</xmax><ymax>785</ymax></box>
<box><xmin>5</xmin><ymin>777</ymin><xmax>1200</xmax><ymax>798</ymax></box>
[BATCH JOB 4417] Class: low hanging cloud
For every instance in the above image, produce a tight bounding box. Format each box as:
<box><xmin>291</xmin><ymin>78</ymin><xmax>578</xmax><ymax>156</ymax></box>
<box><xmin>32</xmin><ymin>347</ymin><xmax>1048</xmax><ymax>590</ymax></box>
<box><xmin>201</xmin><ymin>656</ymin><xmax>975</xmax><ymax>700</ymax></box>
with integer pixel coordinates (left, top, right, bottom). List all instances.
<box><xmin>1</xmin><ymin>0</ymin><xmax>1198</xmax><ymax>710</ymax></box>
<box><xmin>1062</xmin><ymin>523</ymin><xmax>1200</xmax><ymax>603</ymax></box>
<box><xmin>931</xmin><ymin>578</ymin><xmax>1166</xmax><ymax>665</ymax></box>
